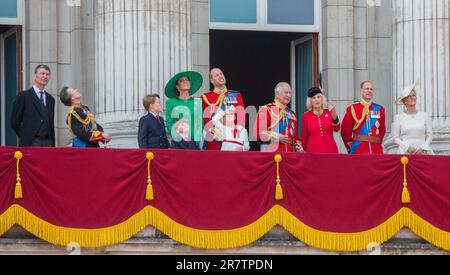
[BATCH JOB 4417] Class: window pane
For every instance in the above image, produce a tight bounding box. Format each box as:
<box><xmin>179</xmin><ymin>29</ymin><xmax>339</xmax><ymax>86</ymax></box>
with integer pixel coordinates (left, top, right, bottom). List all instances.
<box><xmin>268</xmin><ymin>0</ymin><xmax>315</xmax><ymax>25</ymax></box>
<box><xmin>210</xmin><ymin>0</ymin><xmax>257</xmax><ymax>24</ymax></box>
<box><xmin>0</xmin><ymin>0</ymin><xmax>18</xmax><ymax>18</ymax></box>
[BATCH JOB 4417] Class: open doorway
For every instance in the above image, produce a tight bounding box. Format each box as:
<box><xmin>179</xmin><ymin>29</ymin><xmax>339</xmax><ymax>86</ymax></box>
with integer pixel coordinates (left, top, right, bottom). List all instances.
<box><xmin>0</xmin><ymin>26</ymin><xmax>22</xmax><ymax>146</ymax></box>
<box><xmin>210</xmin><ymin>30</ymin><xmax>319</xmax><ymax>150</ymax></box>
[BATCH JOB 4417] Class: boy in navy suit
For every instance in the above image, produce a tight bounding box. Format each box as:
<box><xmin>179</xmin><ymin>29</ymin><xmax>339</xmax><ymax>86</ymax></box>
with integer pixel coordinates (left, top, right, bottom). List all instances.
<box><xmin>138</xmin><ymin>94</ymin><xmax>169</xmax><ymax>149</ymax></box>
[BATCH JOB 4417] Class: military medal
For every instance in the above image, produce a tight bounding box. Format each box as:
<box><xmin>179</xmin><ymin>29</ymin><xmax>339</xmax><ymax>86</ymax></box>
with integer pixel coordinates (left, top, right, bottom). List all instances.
<box><xmin>375</xmin><ymin>121</ymin><xmax>380</xmax><ymax>135</ymax></box>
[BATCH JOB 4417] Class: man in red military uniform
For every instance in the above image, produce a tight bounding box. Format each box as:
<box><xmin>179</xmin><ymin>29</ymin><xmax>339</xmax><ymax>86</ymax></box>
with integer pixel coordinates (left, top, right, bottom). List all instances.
<box><xmin>202</xmin><ymin>68</ymin><xmax>245</xmax><ymax>150</ymax></box>
<box><xmin>341</xmin><ymin>81</ymin><xmax>386</xmax><ymax>154</ymax></box>
<box><xmin>254</xmin><ymin>82</ymin><xmax>302</xmax><ymax>153</ymax></box>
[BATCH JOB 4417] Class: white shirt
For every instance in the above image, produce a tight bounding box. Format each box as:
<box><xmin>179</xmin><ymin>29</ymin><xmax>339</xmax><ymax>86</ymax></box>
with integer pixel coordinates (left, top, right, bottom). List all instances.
<box><xmin>211</xmin><ymin>109</ymin><xmax>250</xmax><ymax>151</ymax></box>
<box><xmin>33</xmin><ymin>85</ymin><xmax>47</xmax><ymax>106</ymax></box>
<box><xmin>392</xmin><ymin>111</ymin><xmax>433</xmax><ymax>154</ymax></box>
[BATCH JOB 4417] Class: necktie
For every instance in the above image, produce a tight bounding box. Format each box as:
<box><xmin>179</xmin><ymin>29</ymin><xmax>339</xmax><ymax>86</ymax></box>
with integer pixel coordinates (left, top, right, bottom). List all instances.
<box><xmin>39</xmin><ymin>91</ymin><xmax>46</xmax><ymax>107</ymax></box>
<box><xmin>156</xmin><ymin>115</ymin><xmax>161</xmax><ymax>124</ymax></box>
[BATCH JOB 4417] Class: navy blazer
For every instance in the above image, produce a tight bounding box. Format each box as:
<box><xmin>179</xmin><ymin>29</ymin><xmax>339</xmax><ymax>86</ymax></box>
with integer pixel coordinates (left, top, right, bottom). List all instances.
<box><xmin>11</xmin><ymin>88</ymin><xmax>56</xmax><ymax>147</ymax></box>
<box><xmin>138</xmin><ymin>113</ymin><xmax>169</xmax><ymax>149</ymax></box>
<box><xmin>171</xmin><ymin>136</ymin><xmax>197</xmax><ymax>150</ymax></box>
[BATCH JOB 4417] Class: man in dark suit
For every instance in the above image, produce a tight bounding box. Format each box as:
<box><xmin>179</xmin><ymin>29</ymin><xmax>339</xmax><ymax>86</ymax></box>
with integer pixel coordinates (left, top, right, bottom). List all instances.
<box><xmin>11</xmin><ymin>64</ymin><xmax>55</xmax><ymax>147</ymax></box>
<box><xmin>138</xmin><ymin>94</ymin><xmax>169</xmax><ymax>149</ymax></box>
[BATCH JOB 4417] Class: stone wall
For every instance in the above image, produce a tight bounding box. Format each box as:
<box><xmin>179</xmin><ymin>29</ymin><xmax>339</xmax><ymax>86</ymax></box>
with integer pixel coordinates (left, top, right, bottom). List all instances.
<box><xmin>1</xmin><ymin>225</ymin><xmax>448</xmax><ymax>255</ymax></box>
<box><xmin>385</xmin><ymin>0</ymin><xmax>450</xmax><ymax>155</ymax></box>
<box><xmin>25</xmin><ymin>0</ymin><xmax>95</xmax><ymax>147</ymax></box>
<box><xmin>321</xmin><ymin>0</ymin><xmax>393</xmax><ymax>153</ymax></box>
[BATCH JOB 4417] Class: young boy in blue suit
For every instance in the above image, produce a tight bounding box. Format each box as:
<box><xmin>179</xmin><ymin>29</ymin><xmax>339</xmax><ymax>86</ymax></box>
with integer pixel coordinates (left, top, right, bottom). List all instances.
<box><xmin>138</xmin><ymin>94</ymin><xmax>169</xmax><ymax>149</ymax></box>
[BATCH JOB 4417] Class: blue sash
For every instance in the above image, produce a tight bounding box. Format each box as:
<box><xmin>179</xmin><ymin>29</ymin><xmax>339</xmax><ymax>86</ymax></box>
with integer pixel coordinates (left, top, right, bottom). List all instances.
<box><xmin>273</xmin><ymin>109</ymin><xmax>294</xmax><ymax>135</ymax></box>
<box><xmin>220</xmin><ymin>91</ymin><xmax>239</xmax><ymax>110</ymax></box>
<box><xmin>72</xmin><ymin>123</ymin><xmax>93</xmax><ymax>148</ymax></box>
<box><xmin>349</xmin><ymin>104</ymin><xmax>380</xmax><ymax>154</ymax></box>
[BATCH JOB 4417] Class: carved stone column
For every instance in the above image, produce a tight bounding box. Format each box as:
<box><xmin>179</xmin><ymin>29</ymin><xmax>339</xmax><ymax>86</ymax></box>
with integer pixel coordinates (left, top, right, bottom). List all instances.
<box><xmin>386</xmin><ymin>0</ymin><xmax>450</xmax><ymax>154</ymax></box>
<box><xmin>95</xmin><ymin>0</ymin><xmax>192</xmax><ymax>147</ymax></box>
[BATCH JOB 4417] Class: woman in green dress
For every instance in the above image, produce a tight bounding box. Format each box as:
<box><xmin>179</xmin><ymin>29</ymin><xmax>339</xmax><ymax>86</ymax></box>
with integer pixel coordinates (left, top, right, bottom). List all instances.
<box><xmin>165</xmin><ymin>71</ymin><xmax>203</xmax><ymax>149</ymax></box>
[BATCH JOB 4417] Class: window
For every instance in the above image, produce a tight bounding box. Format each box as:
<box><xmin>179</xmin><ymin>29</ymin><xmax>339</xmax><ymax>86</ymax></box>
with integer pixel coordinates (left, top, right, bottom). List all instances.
<box><xmin>0</xmin><ymin>0</ymin><xmax>18</xmax><ymax>18</ymax></box>
<box><xmin>210</xmin><ymin>0</ymin><xmax>319</xmax><ymax>32</ymax></box>
<box><xmin>267</xmin><ymin>0</ymin><xmax>315</xmax><ymax>25</ymax></box>
<box><xmin>0</xmin><ymin>0</ymin><xmax>22</xmax><ymax>25</ymax></box>
<box><xmin>210</xmin><ymin>0</ymin><xmax>257</xmax><ymax>24</ymax></box>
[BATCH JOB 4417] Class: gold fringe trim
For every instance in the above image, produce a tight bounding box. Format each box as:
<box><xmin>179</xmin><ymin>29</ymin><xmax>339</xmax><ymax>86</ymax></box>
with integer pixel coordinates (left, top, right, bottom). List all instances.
<box><xmin>0</xmin><ymin>207</ymin><xmax>16</xmax><ymax>236</ymax></box>
<box><xmin>12</xmin><ymin>205</ymin><xmax>149</xmax><ymax>248</ymax></box>
<box><xmin>2</xmin><ymin>205</ymin><xmax>450</xmax><ymax>251</ymax></box>
<box><xmin>147</xmin><ymin>206</ymin><xmax>278</xmax><ymax>250</ymax></box>
<box><xmin>404</xmin><ymin>208</ymin><xmax>450</xmax><ymax>251</ymax></box>
<box><xmin>278</xmin><ymin>206</ymin><xmax>406</xmax><ymax>252</ymax></box>
<box><xmin>3</xmin><ymin>205</ymin><xmax>278</xmax><ymax>249</ymax></box>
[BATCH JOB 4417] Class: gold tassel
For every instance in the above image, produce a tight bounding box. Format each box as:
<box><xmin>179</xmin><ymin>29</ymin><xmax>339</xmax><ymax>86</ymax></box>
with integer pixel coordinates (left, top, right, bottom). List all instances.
<box><xmin>146</xmin><ymin>152</ymin><xmax>155</xmax><ymax>201</ymax></box>
<box><xmin>402</xmin><ymin>186</ymin><xmax>410</xmax><ymax>204</ymax></box>
<box><xmin>15</xmin><ymin>183</ymin><xmax>23</xmax><ymax>199</ymax></box>
<box><xmin>274</xmin><ymin>154</ymin><xmax>283</xmax><ymax>201</ymax></box>
<box><xmin>14</xmin><ymin>151</ymin><xmax>23</xmax><ymax>199</ymax></box>
<box><xmin>401</xmin><ymin>156</ymin><xmax>410</xmax><ymax>204</ymax></box>
<box><xmin>275</xmin><ymin>182</ymin><xmax>283</xmax><ymax>201</ymax></box>
<box><xmin>146</xmin><ymin>180</ymin><xmax>154</xmax><ymax>201</ymax></box>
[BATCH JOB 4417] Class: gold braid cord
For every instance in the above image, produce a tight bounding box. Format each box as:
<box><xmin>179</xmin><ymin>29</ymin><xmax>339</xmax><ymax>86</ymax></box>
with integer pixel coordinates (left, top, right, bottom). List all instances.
<box><xmin>202</xmin><ymin>92</ymin><xmax>226</xmax><ymax>107</ymax></box>
<box><xmin>67</xmin><ymin>107</ymin><xmax>100</xmax><ymax>141</ymax></box>
<box><xmin>351</xmin><ymin>102</ymin><xmax>371</xmax><ymax>131</ymax></box>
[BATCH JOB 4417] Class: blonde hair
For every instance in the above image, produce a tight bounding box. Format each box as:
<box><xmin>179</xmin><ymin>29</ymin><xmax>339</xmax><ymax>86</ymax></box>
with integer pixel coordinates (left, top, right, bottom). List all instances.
<box><xmin>174</xmin><ymin>119</ymin><xmax>189</xmax><ymax>129</ymax></box>
<box><xmin>306</xmin><ymin>93</ymin><xmax>327</xmax><ymax>111</ymax></box>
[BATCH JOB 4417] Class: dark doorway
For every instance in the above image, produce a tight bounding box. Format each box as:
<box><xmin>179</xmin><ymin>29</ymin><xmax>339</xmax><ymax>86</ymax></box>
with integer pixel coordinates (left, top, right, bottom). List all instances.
<box><xmin>210</xmin><ymin>30</ymin><xmax>310</xmax><ymax>150</ymax></box>
<box><xmin>1</xmin><ymin>26</ymin><xmax>21</xmax><ymax>146</ymax></box>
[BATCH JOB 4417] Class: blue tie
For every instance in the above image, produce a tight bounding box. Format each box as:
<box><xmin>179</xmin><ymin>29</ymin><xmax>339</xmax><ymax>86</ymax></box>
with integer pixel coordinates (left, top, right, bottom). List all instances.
<box><xmin>39</xmin><ymin>91</ymin><xmax>45</xmax><ymax>107</ymax></box>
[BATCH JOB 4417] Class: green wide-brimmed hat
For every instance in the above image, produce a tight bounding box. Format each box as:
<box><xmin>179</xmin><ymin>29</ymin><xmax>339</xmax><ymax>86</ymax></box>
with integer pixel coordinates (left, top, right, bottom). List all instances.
<box><xmin>164</xmin><ymin>71</ymin><xmax>203</xmax><ymax>99</ymax></box>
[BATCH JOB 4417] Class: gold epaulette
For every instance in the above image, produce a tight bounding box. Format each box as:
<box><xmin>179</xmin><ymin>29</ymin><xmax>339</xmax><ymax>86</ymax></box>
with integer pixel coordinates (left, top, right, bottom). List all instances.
<box><xmin>67</xmin><ymin>107</ymin><xmax>97</xmax><ymax>136</ymax></box>
<box><xmin>265</xmin><ymin>104</ymin><xmax>287</xmax><ymax>132</ymax></box>
<box><xmin>346</xmin><ymin>102</ymin><xmax>359</xmax><ymax>108</ymax></box>
<box><xmin>68</xmin><ymin>107</ymin><xmax>91</xmax><ymax>126</ymax></box>
<box><xmin>202</xmin><ymin>92</ymin><xmax>226</xmax><ymax>107</ymax></box>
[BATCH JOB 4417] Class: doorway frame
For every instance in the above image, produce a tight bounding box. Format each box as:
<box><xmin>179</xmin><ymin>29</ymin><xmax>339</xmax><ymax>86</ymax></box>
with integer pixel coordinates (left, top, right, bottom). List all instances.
<box><xmin>0</xmin><ymin>27</ymin><xmax>23</xmax><ymax>146</ymax></box>
<box><xmin>290</xmin><ymin>33</ymin><xmax>319</xmax><ymax>113</ymax></box>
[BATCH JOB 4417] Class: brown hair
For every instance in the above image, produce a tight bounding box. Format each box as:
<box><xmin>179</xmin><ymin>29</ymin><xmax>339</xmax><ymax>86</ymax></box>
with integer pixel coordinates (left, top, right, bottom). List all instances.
<box><xmin>143</xmin><ymin>94</ymin><xmax>160</xmax><ymax>110</ymax></box>
<box><xmin>35</xmin><ymin>64</ymin><xmax>51</xmax><ymax>74</ymax></box>
<box><xmin>360</xmin><ymin>80</ymin><xmax>374</xmax><ymax>89</ymax></box>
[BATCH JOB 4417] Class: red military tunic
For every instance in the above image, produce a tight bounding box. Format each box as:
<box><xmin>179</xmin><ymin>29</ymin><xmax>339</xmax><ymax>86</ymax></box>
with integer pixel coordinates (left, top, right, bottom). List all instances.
<box><xmin>202</xmin><ymin>89</ymin><xmax>245</xmax><ymax>150</ymax></box>
<box><xmin>301</xmin><ymin>110</ymin><xmax>340</xmax><ymax>153</ymax></box>
<box><xmin>254</xmin><ymin>101</ymin><xmax>301</xmax><ymax>152</ymax></box>
<box><xmin>341</xmin><ymin>100</ymin><xmax>386</xmax><ymax>154</ymax></box>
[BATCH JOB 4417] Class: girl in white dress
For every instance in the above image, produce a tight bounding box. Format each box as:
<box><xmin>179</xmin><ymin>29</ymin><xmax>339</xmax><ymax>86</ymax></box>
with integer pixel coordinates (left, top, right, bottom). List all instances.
<box><xmin>211</xmin><ymin>105</ymin><xmax>250</xmax><ymax>151</ymax></box>
<box><xmin>393</xmin><ymin>83</ymin><xmax>433</xmax><ymax>155</ymax></box>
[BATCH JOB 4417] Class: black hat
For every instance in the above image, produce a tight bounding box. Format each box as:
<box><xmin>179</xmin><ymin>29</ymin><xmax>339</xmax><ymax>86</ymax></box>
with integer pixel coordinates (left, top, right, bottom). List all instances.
<box><xmin>307</xmin><ymin>87</ymin><xmax>323</xmax><ymax>98</ymax></box>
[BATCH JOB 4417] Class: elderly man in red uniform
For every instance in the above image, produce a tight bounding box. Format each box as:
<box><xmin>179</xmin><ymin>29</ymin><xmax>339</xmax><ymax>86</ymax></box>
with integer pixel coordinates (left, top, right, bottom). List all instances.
<box><xmin>341</xmin><ymin>81</ymin><xmax>386</xmax><ymax>154</ymax></box>
<box><xmin>254</xmin><ymin>82</ymin><xmax>302</xmax><ymax>152</ymax></box>
<box><xmin>202</xmin><ymin>68</ymin><xmax>245</xmax><ymax>150</ymax></box>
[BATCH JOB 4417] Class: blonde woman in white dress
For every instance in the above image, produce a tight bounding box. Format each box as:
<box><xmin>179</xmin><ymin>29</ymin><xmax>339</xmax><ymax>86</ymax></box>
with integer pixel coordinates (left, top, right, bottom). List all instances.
<box><xmin>393</xmin><ymin>83</ymin><xmax>433</xmax><ymax>155</ymax></box>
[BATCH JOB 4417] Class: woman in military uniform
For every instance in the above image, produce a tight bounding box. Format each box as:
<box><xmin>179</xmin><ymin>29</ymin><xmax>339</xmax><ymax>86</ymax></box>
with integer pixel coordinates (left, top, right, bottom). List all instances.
<box><xmin>59</xmin><ymin>86</ymin><xmax>111</xmax><ymax>147</ymax></box>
